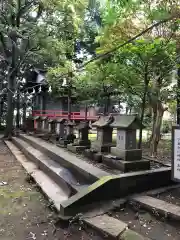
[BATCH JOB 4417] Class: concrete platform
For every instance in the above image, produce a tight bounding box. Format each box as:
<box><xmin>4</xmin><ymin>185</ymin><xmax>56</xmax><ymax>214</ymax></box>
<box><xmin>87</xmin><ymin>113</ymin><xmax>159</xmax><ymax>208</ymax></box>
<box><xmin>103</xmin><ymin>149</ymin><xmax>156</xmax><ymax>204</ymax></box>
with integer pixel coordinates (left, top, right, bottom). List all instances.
<box><xmin>103</xmin><ymin>155</ymin><xmax>150</xmax><ymax>172</ymax></box>
<box><xmin>12</xmin><ymin>137</ymin><xmax>87</xmax><ymax>194</ymax></box>
<box><xmin>16</xmin><ymin>134</ymin><xmax>173</xmax><ymax>217</ymax></box>
<box><xmin>19</xmin><ymin>134</ymin><xmax>110</xmax><ymax>182</ymax></box>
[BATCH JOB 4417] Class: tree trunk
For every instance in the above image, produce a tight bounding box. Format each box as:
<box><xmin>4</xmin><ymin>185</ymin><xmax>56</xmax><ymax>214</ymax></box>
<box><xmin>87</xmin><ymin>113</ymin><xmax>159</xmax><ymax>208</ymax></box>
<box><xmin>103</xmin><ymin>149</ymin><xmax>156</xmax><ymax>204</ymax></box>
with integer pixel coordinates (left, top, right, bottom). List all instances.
<box><xmin>16</xmin><ymin>90</ymin><xmax>20</xmax><ymax>129</ymax></box>
<box><xmin>150</xmin><ymin>105</ymin><xmax>164</xmax><ymax>157</ymax></box>
<box><xmin>138</xmin><ymin>64</ymin><xmax>149</xmax><ymax>148</ymax></box>
<box><xmin>148</xmin><ymin>108</ymin><xmax>157</xmax><ymax>145</ymax></box>
<box><xmin>0</xmin><ymin>98</ymin><xmax>4</xmax><ymax>127</ymax></box>
<box><xmin>23</xmin><ymin>96</ymin><xmax>27</xmax><ymax>129</ymax></box>
<box><xmin>4</xmin><ymin>74</ymin><xmax>15</xmax><ymax>138</ymax></box>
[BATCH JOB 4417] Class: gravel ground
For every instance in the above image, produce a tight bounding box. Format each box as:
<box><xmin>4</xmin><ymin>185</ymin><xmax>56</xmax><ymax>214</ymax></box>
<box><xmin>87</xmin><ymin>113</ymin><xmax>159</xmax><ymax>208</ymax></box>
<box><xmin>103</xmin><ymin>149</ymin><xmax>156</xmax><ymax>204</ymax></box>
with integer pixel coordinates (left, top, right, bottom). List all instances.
<box><xmin>156</xmin><ymin>188</ymin><xmax>180</xmax><ymax>207</ymax></box>
<box><xmin>109</xmin><ymin>204</ymin><xmax>180</xmax><ymax>240</ymax></box>
<box><xmin>0</xmin><ymin>140</ymin><xmax>104</xmax><ymax>240</ymax></box>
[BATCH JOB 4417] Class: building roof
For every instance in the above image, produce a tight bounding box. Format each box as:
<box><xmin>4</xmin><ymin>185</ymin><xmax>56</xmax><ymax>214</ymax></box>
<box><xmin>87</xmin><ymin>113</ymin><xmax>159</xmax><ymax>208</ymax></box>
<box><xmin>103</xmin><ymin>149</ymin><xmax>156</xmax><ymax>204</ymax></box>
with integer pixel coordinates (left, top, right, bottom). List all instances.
<box><xmin>110</xmin><ymin>115</ymin><xmax>144</xmax><ymax>129</ymax></box>
<box><xmin>92</xmin><ymin>115</ymin><xmax>114</xmax><ymax>128</ymax></box>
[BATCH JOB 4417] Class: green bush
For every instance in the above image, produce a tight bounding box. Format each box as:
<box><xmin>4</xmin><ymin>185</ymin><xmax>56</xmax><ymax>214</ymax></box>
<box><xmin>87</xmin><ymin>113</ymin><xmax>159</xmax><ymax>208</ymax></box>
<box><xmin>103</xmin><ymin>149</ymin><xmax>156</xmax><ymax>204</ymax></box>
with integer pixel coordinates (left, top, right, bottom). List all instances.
<box><xmin>161</xmin><ymin>120</ymin><xmax>171</xmax><ymax>134</ymax></box>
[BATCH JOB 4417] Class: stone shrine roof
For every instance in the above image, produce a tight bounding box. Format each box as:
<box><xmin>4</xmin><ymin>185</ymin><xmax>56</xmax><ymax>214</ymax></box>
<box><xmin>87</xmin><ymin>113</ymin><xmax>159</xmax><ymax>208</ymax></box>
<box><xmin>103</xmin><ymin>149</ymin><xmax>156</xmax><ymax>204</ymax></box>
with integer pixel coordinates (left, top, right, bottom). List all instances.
<box><xmin>56</xmin><ymin>118</ymin><xmax>66</xmax><ymax>123</ymax></box>
<box><xmin>77</xmin><ymin>121</ymin><xmax>91</xmax><ymax>130</ymax></box>
<box><xmin>110</xmin><ymin>115</ymin><xmax>144</xmax><ymax>129</ymax></box>
<box><xmin>48</xmin><ymin>118</ymin><xmax>56</xmax><ymax>123</ymax></box>
<box><xmin>33</xmin><ymin>116</ymin><xmax>40</xmax><ymax>120</ymax></box>
<box><xmin>41</xmin><ymin>116</ymin><xmax>48</xmax><ymax>120</ymax></box>
<box><xmin>92</xmin><ymin>115</ymin><xmax>114</xmax><ymax>128</ymax></box>
<box><xmin>64</xmin><ymin>120</ymin><xmax>76</xmax><ymax>126</ymax></box>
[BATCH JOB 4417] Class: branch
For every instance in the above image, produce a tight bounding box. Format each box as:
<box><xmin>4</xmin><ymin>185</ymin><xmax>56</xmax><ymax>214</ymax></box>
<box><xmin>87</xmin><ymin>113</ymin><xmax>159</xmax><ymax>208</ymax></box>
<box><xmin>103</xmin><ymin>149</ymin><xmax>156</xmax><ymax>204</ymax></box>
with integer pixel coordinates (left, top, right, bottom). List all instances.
<box><xmin>81</xmin><ymin>17</ymin><xmax>175</xmax><ymax>68</ymax></box>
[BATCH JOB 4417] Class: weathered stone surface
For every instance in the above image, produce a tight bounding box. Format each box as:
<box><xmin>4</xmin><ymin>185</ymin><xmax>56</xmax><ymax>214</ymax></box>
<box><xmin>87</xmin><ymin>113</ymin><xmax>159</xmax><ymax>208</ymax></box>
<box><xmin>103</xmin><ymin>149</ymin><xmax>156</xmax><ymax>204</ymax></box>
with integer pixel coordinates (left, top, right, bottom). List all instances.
<box><xmin>85</xmin><ymin>214</ymin><xmax>127</xmax><ymax>239</ymax></box>
<box><xmin>67</xmin><ymin>144</ymin><xmax>88</xmax><ymax>154</ymax></box>
<box><xmin>102</xmin><ymin>155</ymin><xmax>150</xmax><ymax>172</ymax></box>
<box><xmin>93</xmin><ymin>152</ymin><xmax>102</xmax><ymax>162</ymax></box>
<box><xmin>119</xmin><ymin>229</ymin><xmax>149</xmax><ymax>240</ymax></box>
<box><xmin>84</xmin><ymin>149</ymin><xmax>96</xmax><ymax>159</ymax></box>
<box><xmin>111</xmin><ymin>147</ymin><xmax>142</xmax><ymax>161</ymax></box>
<box><xmin>131</xmin><ymin>195</ymin><xmax>180</xmax><ymax>220</ymax></box>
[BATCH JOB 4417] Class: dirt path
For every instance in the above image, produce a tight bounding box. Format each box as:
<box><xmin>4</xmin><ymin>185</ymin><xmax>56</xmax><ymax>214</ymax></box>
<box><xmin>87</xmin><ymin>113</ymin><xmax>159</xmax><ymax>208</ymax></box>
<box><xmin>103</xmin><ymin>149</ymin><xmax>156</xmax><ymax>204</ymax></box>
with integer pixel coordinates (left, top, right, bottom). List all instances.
<box><xmin>0</xmin><ymin>140</ymin><xmax>103</xmax><ymax>240</ymax></box>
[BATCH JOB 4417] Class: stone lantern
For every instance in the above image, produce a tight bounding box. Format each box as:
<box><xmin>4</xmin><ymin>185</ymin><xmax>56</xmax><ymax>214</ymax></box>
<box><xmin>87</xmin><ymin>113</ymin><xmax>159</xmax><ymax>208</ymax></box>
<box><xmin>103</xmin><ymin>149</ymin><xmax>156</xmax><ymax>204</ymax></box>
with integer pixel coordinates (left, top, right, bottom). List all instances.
<box><xmin>91</xmin><ymin>115</ymin><xmax>114</xmax><ymax>152</ymax></box>
<box><xmin>56</xmin><ymin>118</ymin><xmax>66</xmax><ymax>139</ymax></box>
<box><xmin>41</xmin><ymin>116</ymin><xmax>48</xmax><ymax>131</ymax></box>
<box><xmin>110</xmin><ymin>115</ymin><xmax>143</xmax><ymax>160</ymax></box>
<box><xmin>48</xmin><ymin>118</ymin><xmax>56</xmax><ymax>133</ymax></box>
<box><xmin>102</xmin><ymin>114</ymin><xmax>150</xmax><ymax>172</ymax></box>
<box><xmin>67</xmin><ymin>121</ymin><xmax>91</xmax><ymax>153</ymax></box>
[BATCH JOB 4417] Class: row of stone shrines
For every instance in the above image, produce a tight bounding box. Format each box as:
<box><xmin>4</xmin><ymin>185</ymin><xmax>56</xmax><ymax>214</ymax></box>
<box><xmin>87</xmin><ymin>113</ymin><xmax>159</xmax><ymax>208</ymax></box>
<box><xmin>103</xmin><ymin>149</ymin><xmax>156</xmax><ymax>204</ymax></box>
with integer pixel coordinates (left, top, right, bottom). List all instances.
<box><xmin>33</xmin><ymin>114</ymin><xmax>146</xmax><ymax>165</ymax></box>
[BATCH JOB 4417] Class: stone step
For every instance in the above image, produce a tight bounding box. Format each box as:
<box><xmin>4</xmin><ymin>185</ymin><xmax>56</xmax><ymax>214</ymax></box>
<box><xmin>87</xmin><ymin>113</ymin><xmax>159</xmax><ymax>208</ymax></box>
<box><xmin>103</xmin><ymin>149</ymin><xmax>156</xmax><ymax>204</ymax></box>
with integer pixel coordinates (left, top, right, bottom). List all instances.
<box><xmin>5</xmin><ymin>141</ymin><xmax>68</xmax><ymax>211</ymax></box>
<box><xmin>130</xmin><ymin>195</ymin><xmax>180</xmax><ymax>220</ymax></box>
<box><xmin>19</xmin><ymin>134</ymin><xmax>110</xmax><ymax>182</ymax></box>
<box><xmin>12</xmin><ymin>137</ymin><xmax>88</xmax><ymax>195</ymax></box>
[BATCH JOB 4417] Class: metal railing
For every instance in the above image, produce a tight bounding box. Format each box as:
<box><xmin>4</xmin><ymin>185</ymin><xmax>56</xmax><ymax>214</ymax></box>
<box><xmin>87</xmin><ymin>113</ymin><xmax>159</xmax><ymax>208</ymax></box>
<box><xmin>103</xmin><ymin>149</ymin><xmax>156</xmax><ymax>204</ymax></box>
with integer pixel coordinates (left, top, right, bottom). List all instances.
<box><xmin>32</xmin><ymin>110</ymin><xmax>98</xmax><ymax>120</ymax></box>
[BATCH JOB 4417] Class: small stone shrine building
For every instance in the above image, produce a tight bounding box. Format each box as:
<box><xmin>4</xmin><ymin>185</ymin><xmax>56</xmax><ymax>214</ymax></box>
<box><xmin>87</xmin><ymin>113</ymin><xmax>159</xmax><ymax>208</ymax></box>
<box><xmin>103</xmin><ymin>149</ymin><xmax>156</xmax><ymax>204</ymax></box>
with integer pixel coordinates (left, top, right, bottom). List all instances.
<box><xmin>41</xmin><ymin>116</ymin><xmax>48</xmax><ymax>130</ymax></box>
<box><xmin>56</xmin><ymin>118</ymin><xmax>66</xmax><ymax>139</ymax></box>
<box><xmin>110</xmin><ymin>115</ymin><xmax>143</xmax><ymax>160</ymax></box>
<box><xmin>67</xmin><ymin>121</ymin><xmax>91</xmax><ymax>153</ymax></box>
<box><xmin>33</xmin><ymin>116</ymin><xmax>41</xmax><ymax>130</ymax></box>
<box><xmin>48</xmin><ymin>119</ymin><xmax>56</xmax><ymax>133</ymax></box>
<box><xmin>75</xmin><ymin>121</ymin><xmax>91</xmax><ymax>146</ymax></box>
<box><xmin>91</xmin><ymin>115</ymin><xmax>114</xmax><ymax>152</ymax></box>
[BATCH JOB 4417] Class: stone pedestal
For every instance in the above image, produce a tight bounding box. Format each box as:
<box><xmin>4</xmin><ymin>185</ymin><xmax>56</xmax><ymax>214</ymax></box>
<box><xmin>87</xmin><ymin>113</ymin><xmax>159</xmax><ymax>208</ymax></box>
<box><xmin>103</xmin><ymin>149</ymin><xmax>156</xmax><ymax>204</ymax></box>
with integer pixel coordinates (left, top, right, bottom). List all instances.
<box><xmin>111</xmin><ymin>148</ymin><xmax>142</xmax><ymax>161</ymax></box>
<box><xmin>84</xmin><ymin>149</ymin><xmax>102</xmax><ymax>163</ymax></box>
<box><xmin>102</xmin><ymin>155</ymin><xmax>150</xmax><ymax>172</ymax></box>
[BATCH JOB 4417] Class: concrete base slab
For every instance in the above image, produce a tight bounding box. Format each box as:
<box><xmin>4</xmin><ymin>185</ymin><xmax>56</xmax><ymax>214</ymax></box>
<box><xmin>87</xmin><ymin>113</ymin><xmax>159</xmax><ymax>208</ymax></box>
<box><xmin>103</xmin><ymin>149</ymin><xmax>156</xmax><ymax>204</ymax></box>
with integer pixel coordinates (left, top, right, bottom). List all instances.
<box><xmin>131</xmin><ymin>195</ymin><xmax>180</xmax><ymax>221</ymax></box>
<box><xmin>103</xmin><ymin>155</ymin><xmax>150</xmax><ymax>172</ymax></box>
<box><xmin>85</xmin><ymin>214</ymin><xmax>127</xmax><ymax>239</ymax></box>
<box><xmin>67</xmin><ymin>144</ymin><xmax>89</xmax><ymax>154</ymax></box>
<box><xmin>111</xmin><ymin>147</ymin><xmax>142</xmax><ymax>161</ymax></box>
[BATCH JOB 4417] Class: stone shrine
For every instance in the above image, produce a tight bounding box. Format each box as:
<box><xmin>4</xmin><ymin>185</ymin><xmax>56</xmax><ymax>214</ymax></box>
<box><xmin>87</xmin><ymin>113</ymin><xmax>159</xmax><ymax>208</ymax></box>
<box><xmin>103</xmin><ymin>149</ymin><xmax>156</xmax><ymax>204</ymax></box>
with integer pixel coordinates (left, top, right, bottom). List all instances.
<box><xmin>59</xmin><ymin>120</ymin><xmax>76</xmax><ymax>147</ymax></box>
<box><xmin>110</xmin><ymin>115</ymin><xmax>142</xmax><ymax>160</ymax></box>
<box><xmin>102</xmin><ymin>115</ymin><xmax>150</xmax><ymax>172</ymax></box>
<box><xmin>41</xmin><ymin>116</ymin><xmax>48</xmax><ymax>131</ymax></box>
<box><xmin>56</xmin><ymin>118</ymin><xmax>66</xmax><ymax>139</ymax></box>
<box><xmin>67</xmin><ymin>121</ymin><xmax>91</xmax><ymax>153</ymax></box>
<box><xmin>48</xmin><ymin>118</ymin><xmax>56</xmax><ymax>133</ymax></box>
<box><xmin>91</xmin><ymin>115</ymin><xmax>114</xmax><ymax>152</ymax></box>
<box><xmin>34</xmin><ymin>116</ymin><xmax>41</xmax><ymax>131</ymax></box>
